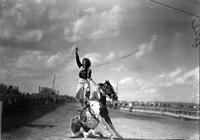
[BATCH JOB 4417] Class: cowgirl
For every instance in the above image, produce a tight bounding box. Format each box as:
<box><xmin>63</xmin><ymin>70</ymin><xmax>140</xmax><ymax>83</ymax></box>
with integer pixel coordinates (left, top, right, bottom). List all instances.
<box><xmin>75</xmin><ymin>47</ymin><xmax>92</xmax><ymax>108</ymax></box>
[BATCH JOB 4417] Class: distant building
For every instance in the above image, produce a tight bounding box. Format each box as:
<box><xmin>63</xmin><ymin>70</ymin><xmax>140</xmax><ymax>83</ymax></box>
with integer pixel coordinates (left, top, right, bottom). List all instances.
<box><xmin>39</xmin><ymin>86</ymin><xmax>59</xmax><ymax>96</ymax></box>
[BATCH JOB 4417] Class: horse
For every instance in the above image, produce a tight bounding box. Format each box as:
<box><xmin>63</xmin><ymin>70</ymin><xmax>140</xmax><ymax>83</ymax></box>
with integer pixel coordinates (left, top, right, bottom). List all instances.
<box><xmin>70</xmin><ymin>80</ymin><xmax>123</xmax><ymax>138</ymax></box>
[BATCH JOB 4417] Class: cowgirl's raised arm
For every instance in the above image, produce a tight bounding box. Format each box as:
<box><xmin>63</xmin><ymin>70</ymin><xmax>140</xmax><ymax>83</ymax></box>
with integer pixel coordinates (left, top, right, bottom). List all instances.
<box><xmin>75</xmin><ymin>47</ymin><xmax>82</xmax><ymax>68</ymax></box>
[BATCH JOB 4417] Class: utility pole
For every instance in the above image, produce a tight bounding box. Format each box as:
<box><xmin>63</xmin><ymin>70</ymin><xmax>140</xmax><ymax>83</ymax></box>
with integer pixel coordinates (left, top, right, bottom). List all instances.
<box><xmin>116</xmin><ymin>81</ymin><xmax>118</xmax><ymax>94</ymax></box>
<box><xmin>52</xmin><ymin>74</ymin><xmax>56</xmax><ymax>91</ymax></box>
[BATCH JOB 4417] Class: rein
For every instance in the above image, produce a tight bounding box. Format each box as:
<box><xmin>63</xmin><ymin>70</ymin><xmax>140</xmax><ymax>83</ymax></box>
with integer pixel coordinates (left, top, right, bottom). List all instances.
<box><xmin>87</xmin><ymin>107</ymin><xmax>100</xmax><ymax>122</ymax></box>
<box><xmin>86</xmin><ymin>79</ymin><xmax>115</xmax><ymax>122</ymax></box>
<box><xmin>91</xmin><ymin>79</ymin><xmax>110</xmax><ymax>99</ymax></box>
<box><xmin>90</xmin><ymin>79</ymin><xmax>98</xmax><ymax>86</ymax></box>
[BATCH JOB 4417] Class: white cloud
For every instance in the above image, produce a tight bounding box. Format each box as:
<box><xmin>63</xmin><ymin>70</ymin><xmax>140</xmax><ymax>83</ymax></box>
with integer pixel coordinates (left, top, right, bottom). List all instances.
<box><xmin>174</xmin><ymin>32</ymin><xmax>184</xmax><ymax>39</ymax></box>
<box><xmin>84</xmin><ymin>7</ymin><xmax>96</xmax><ymax>15</ymax></box>
<box><xmin>174</xmin><ymin>67</ymin><xmax>199</xmax><ymax>85</ymax></box>
<box><xmin>65</xmin><ymin>34</ymin><xmax>81</xmax><ymax>42</ymax></box>
<box><xmin>0</xmin><ymin>29</ymin><xmax>43</xmax><ymax>42</ymax></box>
<box><xmin>0</xmin><ymin>28</ymin><xmax>11</xmax><ymax>39</ymax></box>
<box><xmin>16</xmin><ymin>51</ymin><xmax>44</xmax><ymax>69</ymax></box>
<box><xmin>65</xmin><ymin>60</ymin><xmax>77</xmax><ymax>72</ymax></box>
<box><xmin>15</xmin><ymin>51</ymin><xmax>66</xmax><ymax>70</ymax></box>
<box><xmin>65</xmin><ymin>5</ymin><xmax>125</xmax><ymax>42</ymax></box>
<box><xmin>36</xmin><ymin>0</ymin><xmax>42</xmax><ymax>4</ymax></box>
<box><xmin>144</xmin><ymin>88</ymin><xmax>157</xmax><ymax>94</ymax></box>
<box><xmin>73</xmin><ymin>18</ymin><xmax>85</xmax><ymax>34</ymax></box>
<box><xmin>0</xmin><ymin>68</ymin><xmax>7</xmax><ymax>79</ymax></box>
<box><xmin>135</xmin><ymin>44</ymin><xmax>147</xmax><ymax>58</ymax></box>
<box><xmin>46</xmin><ymin>53</ymin><xmax>63</xmax><ymax>67</ymax></box>
<box><xmin>118</xmin><ymin>76</ymin><xmax>159</xmax><ymax>102</ymax></box>
<box><xmin>156</xmin><ymin>67</ymin><xmax>199</xmax><ymax>87</ymax></box>
<box><xmin>105</xmin><ymin>51</ymin><xmax>115</xmax><ymax>60</ymax></box>
<box><xmin>158</xmin><ymin>82</ymin><xmax>173</xmax><ymax>87</ymax></box>
<box><xmin>65</xmin><ymin>17</ymin><xmax>88</xmax><ymax>42</ymax></box>
<box><xmin>0</xmin><ymin>46</ymin><xmax>5</xmax><ymax>55</ymax></box>
<box><xmin>135</xmin><ymin>35</ymin><xmax>157</xmax><ymax>58</ymax></box>
<box><xmin>90</xmin><ymin>5</ymin><xmax>124</xmax><ymax>40</ymax></box>
<box><xmin>169</xmin><ymin>67</ymin><xmax>182</xmax><ymax>78</ymax></box>
<box><xmin>111</xmin><ymin>64</ymin><xmax>127</xmax><ymax>72</ymax></box>
<box><xmin>81</xmin><ymin>0</ymin><xmax>92</xmax><ymax>3</ymax></box>
<box><xmin>83</xmin><ymin>53</ymin><xmax>102</xmax><ymax>65</ymax></box>
<box><xmin>154</xmin><ymin>73</ymin><xmax>165</xmax><ymax>80</ymax></box>
<box><xmin>65</xmin><ymin>18</ymin><xmax>85</xmax><ymax>42</ymax></box>
<box><xmin>154</xmin><ymin>67</ymin><xmax>183</xmax><ymax>82</ymax></box>
<box><xmin>119</xmin><ymin>77</ymin><xmax>133</xmax><ymax>86</ymax></box>
<box><xmin>4</xmin><ymin>29</ymin><xmax>43</xmax><ymax>42</ymax></box>
<box><xmin>119</xmin><ymin>77</ymin><xmax>148</xmax><ymax>89</ymax></box>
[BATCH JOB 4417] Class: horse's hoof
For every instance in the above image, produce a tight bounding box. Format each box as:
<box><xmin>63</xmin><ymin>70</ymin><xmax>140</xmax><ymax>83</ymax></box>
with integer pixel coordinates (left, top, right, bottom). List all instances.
<box><xmin>108</xmin><ymin>134</ymin><xmax>115</xmax><ymax>139</ymax></box>
<box><xmin>118</xmin><ymin>136</ymin><xmax>123</xmax><ymax>139</ymax></box>
<box><xmin>94</xmin><ymin>131</ymin><xmax>103</xmax><ymax>137</ymax></box>
<box><xmin>111</xmin><ymin>136</ymin><xmax>115</xmax><ymax>139</ymax></box>
<box><xmin>99</xmin><ymin>133</ymin><xmax>104</xmax><ymax>137</ymax></box>
<box><xmin>83</xmin><ymin>132</ymin><xmax>89</xmax><ymax>138</ymax></box>
<box><xmin>117</xmin><ymin>135</ymin><xmax>123</xmax><ymax>139</ymax></box>
<box><xmin>98</xmin><ymin>132</ymin><xmax>104</xmax><ymax>137</ymax></box>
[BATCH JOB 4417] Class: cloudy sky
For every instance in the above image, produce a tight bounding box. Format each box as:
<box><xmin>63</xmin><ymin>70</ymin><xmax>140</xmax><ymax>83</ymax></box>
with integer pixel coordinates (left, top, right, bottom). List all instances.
<box><xmin>0</xmin><ymin>0</ymin><xmax>199</xmax><ymax>103</ymax></box>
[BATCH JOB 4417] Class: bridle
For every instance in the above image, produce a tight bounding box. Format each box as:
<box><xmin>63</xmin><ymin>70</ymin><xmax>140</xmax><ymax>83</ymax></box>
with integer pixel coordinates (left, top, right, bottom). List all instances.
<box><xmin>91</xmin><ymin>79</ymin><xmax>117</xmax><ymax>100</ymax></box>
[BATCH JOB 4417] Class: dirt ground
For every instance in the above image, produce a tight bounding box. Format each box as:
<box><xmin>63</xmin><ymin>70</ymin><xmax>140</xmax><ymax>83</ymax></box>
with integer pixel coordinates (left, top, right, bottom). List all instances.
<box><xmin>2</xmin><ymin>102</ymin><xmax>199</xmax><ymax>140</ymax></box>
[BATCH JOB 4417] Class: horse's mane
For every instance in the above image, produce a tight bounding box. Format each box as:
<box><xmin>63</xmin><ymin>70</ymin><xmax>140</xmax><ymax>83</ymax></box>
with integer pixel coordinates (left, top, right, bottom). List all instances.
<box><xmin>97</xmin><ymin>81</ymin><xmax>117</xmax><ymax>101</ymax></box>
<box><xmin>98</xmin><ymin>83</ymin><xmax>104</xmax><ymax>88</ymax></box>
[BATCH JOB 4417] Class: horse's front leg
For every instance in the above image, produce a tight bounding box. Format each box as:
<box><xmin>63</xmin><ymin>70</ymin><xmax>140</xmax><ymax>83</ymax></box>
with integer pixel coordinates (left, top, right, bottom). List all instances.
<box><xmin>80</xmin><ymin>128</ymin><xmax>93</xmax><ymax>138</ymax></box>
<box><xmin>100</xmin><ymin>117</ymin><xmax>115</xmax><ymax>138</ymax></box>
<box><xmin>101</xmin><ymin>116</ymin><xmax>123</xmax><ymax>139</ymax></box>
<box><xmin>81</xmin><ymin>129</ymin><xmax>103</xmax><ymax>138</ymax></box>
<box><xmin>90</xmin><ymin>129</ymin><xmax>104</xmax><ymax>137</ymax></box>
<box><xmin>94</xmin><ymin>130</ymin><xmax>104</xmax><ymax>137</ymax></box>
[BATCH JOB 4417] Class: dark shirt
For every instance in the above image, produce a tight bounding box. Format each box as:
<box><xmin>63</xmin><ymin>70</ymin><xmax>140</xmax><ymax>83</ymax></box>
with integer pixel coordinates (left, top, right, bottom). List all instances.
<box><xmin>76</xmin><ymin>52</ymin><xmax>91</xmax><ymax>80</ymax></box>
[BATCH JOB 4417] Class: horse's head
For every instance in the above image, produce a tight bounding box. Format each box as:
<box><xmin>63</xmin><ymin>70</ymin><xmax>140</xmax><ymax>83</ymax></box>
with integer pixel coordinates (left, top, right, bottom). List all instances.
<box><xmin>101</xmin><ymin>80</ymin><xmax>118</xmax><ymax>101</ymax></box>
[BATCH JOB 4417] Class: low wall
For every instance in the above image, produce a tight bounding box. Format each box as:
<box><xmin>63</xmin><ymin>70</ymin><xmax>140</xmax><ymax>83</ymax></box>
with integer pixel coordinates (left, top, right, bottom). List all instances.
<box><xmin>120</xmin><ymin>107</ymin><xmax>199</xmax><ymax>120</ymax></box>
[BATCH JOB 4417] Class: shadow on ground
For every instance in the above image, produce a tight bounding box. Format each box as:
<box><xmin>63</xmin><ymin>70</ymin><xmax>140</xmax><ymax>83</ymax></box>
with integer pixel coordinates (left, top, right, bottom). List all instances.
<box><xmin>23</xmin><ymin>124</ymin><xmax>57</xmax><ymax>129</ymax></box>
<box><xmin>69</xmin><ymin>135</ymin><xmax>110</xmax><ymax>139</ymax></box>
<box><xmin>69</xmin><ymin>135</ymin><xmax>184</xmax><ymax>140</ymax></box>
<box><xmin>2</xmin><ymin>104</ymin><xmax>61</xmax><ymax>133</ymax></box>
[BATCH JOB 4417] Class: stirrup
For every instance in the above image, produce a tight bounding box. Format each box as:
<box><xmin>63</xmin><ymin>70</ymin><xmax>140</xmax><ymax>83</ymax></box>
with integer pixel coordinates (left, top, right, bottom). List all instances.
<box><xmin>79</xmin><ymin>109</ymin><xmax>87</xmax><ymax>122</ymax></box>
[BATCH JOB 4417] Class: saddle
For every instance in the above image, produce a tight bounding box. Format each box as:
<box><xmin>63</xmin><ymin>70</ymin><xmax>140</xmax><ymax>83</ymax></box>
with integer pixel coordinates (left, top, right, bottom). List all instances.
<box><xmin>78</xmin><ymin>104</ymin><xmax>100</xmax><ymax>123</ymax></box>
